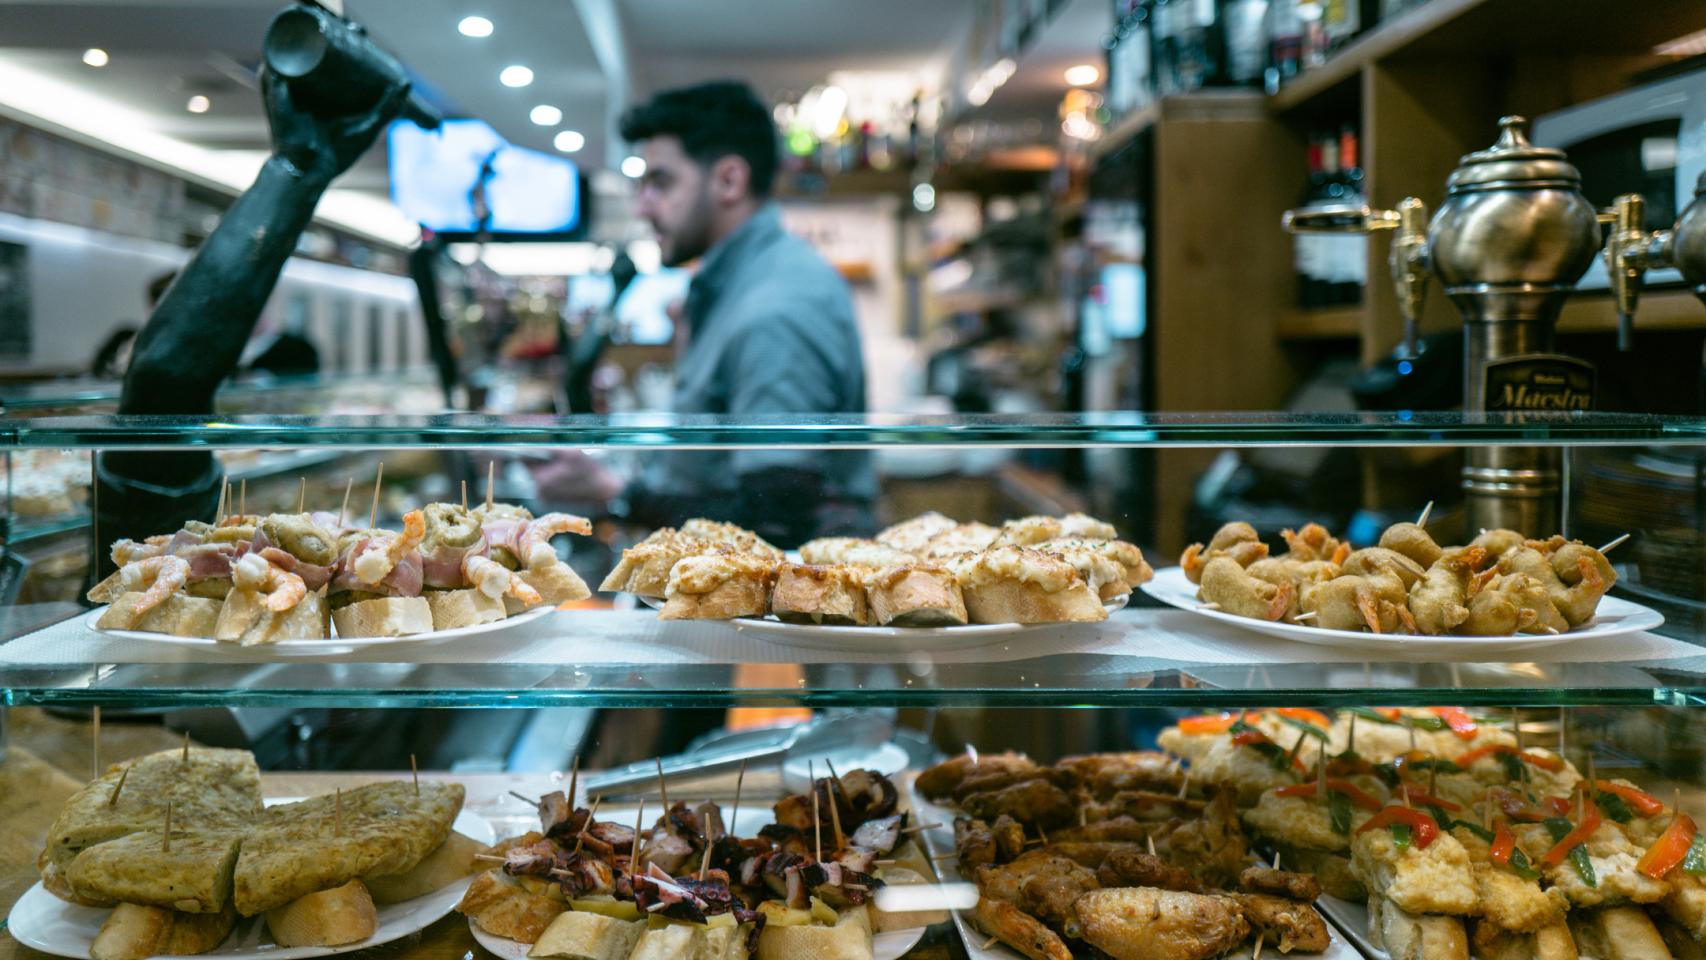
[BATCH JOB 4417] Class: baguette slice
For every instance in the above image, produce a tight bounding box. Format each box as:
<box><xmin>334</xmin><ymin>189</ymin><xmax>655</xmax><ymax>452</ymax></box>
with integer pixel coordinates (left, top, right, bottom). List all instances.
<box><xmin>365</xmin><ymin>830</ymin><xmax>483</xmax><ymax>904</ymax></box>
<box><xmin>527</xmin><ymin>910</ymin><xmax>645</xmax><ymax>960</ymax></box>
<box><xmin>457</xmin><ymin>869</ymin><xmax>566</xmax><ymax>943</ymax></box>
<box><xmin>215</xmin><ymin>588</ymin><xmax>329</xmax><ymax>645</ymax></box>
<box><xmin>874</xmin><ymin>511</ymin><xmax>959</xmax><ymax>555</ymax></box>
<box><xmin>756</xmin><ymin>904</ymin><xmax>872</xmax><ymax>960</ymax></box>
<box><xmin>599</xmin><ymin>533</ymin><xmax>733</xmax><ymax>598</ymax></box>
<box><xmin>519</xmin><ymin>562</ymin><xmax>592</xmax><ymax>606</ymax></box>
<box><xmin>628</xmin><ymin>925</ymin><xmax>696</xmax><ymax>960</ymax></box>
<box><xmin>658</xmin><ymin>553</ymin><xmax>777</xmax><ymax>621</ymax></box>
<box><xmin>91</xmin><ymin>902</ymin><xmax>237</xmax><ymax>960</ymax></box>
<box><xmin>426</xmin><ymin>589</ymin><xmax>507</xmax><ymax>631</ymax></box>
<box><xmin>864</xmin><ymin>565</ymin><xmax>966</xmax><ymax>627</ymax></box>
<box><xmin>953</xmin><ymin>547</ymin><xmax>1107</xmax><ymax>624</ymax></box>
<box><xmin>264</xmin><ymin>879</ymin><xmax>378</xmax><ymax>947</ymax></box>
<box><xmin>771</xmin><ymin>563</ymin><xmax>869</xmax><ymax>626</ymax></box>
<box><xmin>331</xmin><ymin>596</ymin><xmax>433</xmax><ymax>638</ymax></box>
<box><xmin>96</xmin><ymin>592</ymin><xmax>222</xmax><ymax>637</ymax></box>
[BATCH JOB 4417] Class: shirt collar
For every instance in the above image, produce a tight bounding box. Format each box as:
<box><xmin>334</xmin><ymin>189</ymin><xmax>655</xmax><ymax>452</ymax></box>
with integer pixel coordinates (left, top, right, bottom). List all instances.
<box><xmin>687</xmin><ymin>203</ymin><xmax>783</xmax><ymax>324</ymax></box>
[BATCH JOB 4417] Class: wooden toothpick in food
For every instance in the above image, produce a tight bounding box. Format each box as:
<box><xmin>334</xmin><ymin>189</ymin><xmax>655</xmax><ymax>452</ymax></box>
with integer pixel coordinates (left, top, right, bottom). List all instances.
<box><xmin>1347</xmin><ymin>711</ymin><xmax>1357</xmax><ymax>755</ymax></box>
<box><xmin>297</xmin><ymin>476</ymin><xmax>306</xmax><ymax>513</ymax></box>
<box><xmin>214</xmin><ymin>477</ymin><xmax>227</xmax><ymax>525</ymax></box>
<box><xmin>1512</xmin><ymin>707</ymin><xmax>1524</xmax><ymax>751</ymax></box>
<box><xmin>1037</xmin><ymin>824</ymin><xmax>1049</xmax><ymax>845</ymax></box>
<box><xmin>91</xmin><ymin>705</ymin><xmax>101</xmax><ymax>781</ymax></box>
<box><xmin>335</xmin><ymin>788</ymin><xmax>343</xmax><ymax>836</ymax></box>
<box><xmin>182</xmin><ymin>729</ymin><xmax>190</xmax><ymax>765</ymax></box>
<box><xmin>698</xmin><ymin>805</ymin><xmax>717</xmax><ymax>881</ymax></box>
<box><xmin>1273</xmin><ymin>850</ymin><xmax>1282</xmax><ymax>872</ymax></box>
<box><xmin>1147</xmin><ymin>834</ymin><xmax>1157</xmax><ymax>857</ymax></box>
<box><xmin>461</xmin><ymin>480</ymin><xmax>468</xmax><ymax>512</ymax></box>
<box><xmin>162</xmin><ymin>800</ymin><xmax>172</xmax><ymax>854</ymax></box>
<box><xmin>1199</xmin><ymin>602</ymin><xmax>1222</xmax><ymax>611</ymax></box>
<box><xmin>338</xmin><ymin>477</ymin><xmax>353</xmax><ymax>529</ymax></box>
<box><xmin>654</xmin><ymin>757</ymin><xmax>668</xmax><ymax>811</ymax></box>
<box><xmin>1287</xmin><ymin>731</ymin><xmax>1310</xmax><ymax>780</ymax></box>
<box><xmin>239</xmin><ymin>478</ymin><xmax>246</xmax><ymax>517</ymax></box>
<box><xmin>1253</xmin><ymin>935</ymin><xmax>1265</xmax><ymax>960</ymax></box>
<box><xmin>509</xmin><ymin>790</ymin><xmax>537</xmax><ymax>807</ymax></box>
<box><xmin>824</xmin><ymin>761</ymin><xmax>846</xmax><ymax>852</ymax></box>
<box><xmin>573</xmin><ymin>797</ymin><xmax>603</xmax><ymax>857</ymax></box>
<box><xmin>631</xmin><ymin>800</ymin><xmax>646</xmax><ymax>871</ymax></box>
<box><xmin>368</xmin><ymin>462</ymin><xmax>384</xmax><ymax>529</ymax></box>
<box><xmin>1598</xmin><ymin>533</ymin><xmax>1630</xmax><ymax>555</ymax></box>
<box><xmin>811</xmin><ymin>762</ymin><xmax>823</xmax><ymax>863</ymax></box>
<box><xmin>1416</xmin><ymin>501</ymin><xmax>1434</xmax><ymax>528</ymax></box>
<box><xmin>107</xmin><ymin>764</ymin><xmax>129</xmax><ymax>807</ymax></box>
<box><xmin>410</xmin><ymin>754</ymin><xmax>419</xmax><ymax>796</ymax></box>
<box><xmin>1558</xmin><ymin>707</ymin><xmax>1567</xmax><ymax>761</ymax></box>
<box><xmin>1292</xmin><ymin>611</ymin><xmax>1317</xmax><ymax>622</ymax></box>
<box><xmin>486</xmin><ymin>461</ymin><xmax>495</xmax><ymax>511</ymax></box>
<box><xmin>981</xmin><ymin>935</ymin><xmax>999</xmax><ymax>950</ymax></box>
<box><xmin>1177</xmin><ymin>769</ymin><xmax>1190</xmax><ymax>802</ymax></box>
<box><xmin>1407</xmin><ymin>722</ymin><xmax>1418</xmax><ymax>754</ymax></box>
<box><xmin>729</xmin><ymin>759</ymin><xmax>747</xmax><ymax>840</ymax></box>
<box><xmin>569</xmin><ymin>755</ymin><xmax>580</xmax><ymax>809</ymax></box>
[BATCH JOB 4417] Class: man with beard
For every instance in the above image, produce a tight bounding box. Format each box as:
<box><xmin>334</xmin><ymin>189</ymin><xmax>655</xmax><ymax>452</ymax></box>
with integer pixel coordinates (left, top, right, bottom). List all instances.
<box><xmin>617</xmin><ymin>80</ymin><xmax>874</xmax><ymax>544</ymax></box>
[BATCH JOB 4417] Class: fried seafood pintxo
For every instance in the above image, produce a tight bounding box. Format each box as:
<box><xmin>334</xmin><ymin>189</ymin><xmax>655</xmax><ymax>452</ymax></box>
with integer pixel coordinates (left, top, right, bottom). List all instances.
<box><xmin>1178</xmin><ymin>517</ymin><xmax>1619</xmax><ymax>636</ymax></box>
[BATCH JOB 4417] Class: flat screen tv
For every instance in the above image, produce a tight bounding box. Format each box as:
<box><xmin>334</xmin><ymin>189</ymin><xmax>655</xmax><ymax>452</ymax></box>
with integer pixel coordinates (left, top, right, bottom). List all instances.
<box><xmin>388</xmin><ymin>119</ymin><xmax>586</xmax><ymax>241</ymax></box>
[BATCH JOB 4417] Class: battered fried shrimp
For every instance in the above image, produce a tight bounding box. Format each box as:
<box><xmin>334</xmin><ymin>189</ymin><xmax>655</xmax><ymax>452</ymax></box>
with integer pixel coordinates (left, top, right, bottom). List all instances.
<box><xmin>1279</xmin><ymin>522</ymin><xmax>1349</xmax><ymax>564</ymax></box>
<box><xmin>1548</xmin><ymin>541</ymin><xmax>1616</xmax><ymax>626</ymax></box>
<box><xmin>1471</xmin><ymin>527</ymin><xmax>1528</xmax><ymax>560</ymax></box>
<box><xmin>1408</xmin><ymin>547</ymin><xmax>1487</xmax><ymax>635</ymax></box>
<box><xmin>1181</xmin><ymin>522</ymin><xmax>1269</xmax><ymax>584</ymax></box>
<box><xmin>1199</xmin><ymin>556</ymin><xmax>1293</xmax><ymax>622</ymax></box>
<box><xmin>1379</xmin><ymin>521</ymin><xmax>1445</xmax><ymax>568</ymax></box>
<box><xmin>1300</xmin><ymin>570</ymin><xmax>1414</xmax><ymax>633</ymax></box>
<box><xmin>1245</xmin><ymin>558</ymin><xmax>1338</xmax><ymax>621</ymax></box>
<box><xmin>1465</xmin><ymin>573</ymin><xmax>1567</xmax><ymax>635</ymax></box>
<box><xmin>1341</xmin><ymin>547</ymin><xmax>1427</xmax><ymax>590</ymax></box>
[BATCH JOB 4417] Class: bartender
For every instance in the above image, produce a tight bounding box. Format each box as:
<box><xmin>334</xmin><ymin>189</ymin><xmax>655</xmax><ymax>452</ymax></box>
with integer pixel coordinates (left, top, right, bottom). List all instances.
<box><xmin>616</xmin><ymin>81</ymin><xmax>875</xmax><ymax>545</ymax></box>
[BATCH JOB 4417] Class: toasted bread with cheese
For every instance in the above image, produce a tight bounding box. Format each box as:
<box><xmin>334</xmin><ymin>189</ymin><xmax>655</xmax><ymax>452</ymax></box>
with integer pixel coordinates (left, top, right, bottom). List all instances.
<box><xmin>952</xmin><ymin>546</ymin><xmax>1107</xmax><ymax>624</ymax></box>
<box><xmin>798</xmin><ymin>537</ymin><xmax>916</xmax><ymax>568</ymax></box>
<box><xmin>678</xmin><ymin>518</ymin><xmax>783</xmax><ymax>559</ymax></box>
<box><xmin>916</xmin><ymin>523</ymin><xmax>999</xmax><ymax>560</ymax></box>
<box><xmin>1032</xmin><ymin>541</ymin><xmax>1130</xmax><ymax>601</ymax></box>
<box><xmin>874</xmin><ymin>511</ymin><xmax>958</xmax><ymax>555</ymax></box>
<box><xmin>599</xmin><ymin>533</ymin><xmax>734</xmax><ymax>598</ymax></box>
<box><xmin>659</xmin><ymin>553</ymin><xmax>777</xmax><ymax>620</ymax></box>
<box><xmin>96</xmin><ymin>592</ymin><xmax>221</xmax><ymax>637</ymax></box>
<box><xmin>330</xmin><ymin>596</ymin><xmax>433</xmax><ymax>638</ymax></box>
<box><xmin>425</xmin><ymin>589</ymin><xmax>507</xmax><ymax>630</ymax></box>
<box><xmin>864</xmin><ymin>565</ymin><xmax>967</xmax><ymax>627</ymax></box>
<box><xmin>1041</xmin><ymin>536</ymin><xmax>1151</xmax><ymax>592</ymax></box>
<box><xmin>771</xmin><ymin>563</ymin><xmax>869</xmax><ymax>625</ymax></box>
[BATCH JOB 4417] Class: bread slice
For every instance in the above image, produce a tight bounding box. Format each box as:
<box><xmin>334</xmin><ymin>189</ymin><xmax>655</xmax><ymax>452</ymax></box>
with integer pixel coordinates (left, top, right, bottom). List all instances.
<box><xmin>96</xmin><ymin>592</ymin><xmax>221</xmax><ymax>637</ymax></box>
<box><xmin>865</xmin><ymin>565</ymin><xmax>967</xmax><ymax>627</ymax></box>
<box><xmin>599</xmin><ymin>533</ymin><xmax>732</xmax><ymax>598</ymax></box>
<box><xmin>457</xmin><ymin>869</ymin><xmax>567</xmax><ymax>943</ymax></box>
<box><xmin>874</xmin><ymin>511</ymin><xmax>959</xmax><ymax>555</ymax></box>
<box><xmin>659</xmin><ymin>554</ymin><xmax>777</xmax><ymax>620</ymax></box>
<box><xmin>520</xmin><ymin>562</ymin><xmax>592</xmax><ymax>606</ymax></box>
<box><xmin>771</xmin><ymin>563</ymin><xmax>869</xmax><ymax>625</ymax></box>
<box><xmin>364</xmin><ymin>830</ymin><xmax>483</xmax><ymax>904</ymax></box>
<box><xmin>953</xmin><ymin>547</ymin><xmax>1108</xmax><ymax>624</ymax></box>
<box><xmin>90</xmin><ymin>902</ymin><xmax>237</xmax><ymax>960</ymax></box>
<box><xmin>264</xmin><ymin>879</ymin><xmax>378</xmax><ymax>947</ymax></box>
<box><xmin>331</xmin><ymin>596</ymin><xmax>433</xmax><ymax>638</ymax></box>
<box><xmin>426</xmin><ymin>589</ymin><xmax>507</xmax><ymax>630</ymax></box>
<box><xmin>628</xmin><ymin>925</ymin><xmax>697</xmax><ymax>960</ymax></box>
<box><xmin>215</xmin><ymin>589</ymin><xmax>330</xmax><ymax>646</ymax></box>
<box><xmin>527</xmin><ymin>910</ymin><xmax>645</xmax><ymax>960</ymax></box>
<box><xmin>678</xmin><ymin>518</ymin><xmax>783</xmax><ymax>558</ymax></box>
<box><xmin>798</xmin><ymin>537</ymin><xmax>915</xmax><ymax>568</ymax></box>
<box><xmin>917</xmin><ymin>523</ymin><xmax>999</xmax><ymax>560</ymax></box>
<box><xmin>1033</xmin><ymin>541</ymin><xmax>1130</xmax><ymax>601</ymax></box>
<box><xmin>756</xmin><ymin>904</ymin><xmax>872</xmax><ymax>960</ymax></box>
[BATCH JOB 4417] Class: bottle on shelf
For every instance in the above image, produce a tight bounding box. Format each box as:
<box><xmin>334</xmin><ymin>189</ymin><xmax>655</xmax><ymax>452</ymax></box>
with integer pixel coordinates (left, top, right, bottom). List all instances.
<box><xmin>1170</xmin><ymin>0</ymin><xmax>1211</xmax><ymax>92</ymax></box>
<box><xmin>1222</xmin><ymin>0</ymin><xmax>1271</xmax><ymax>87</ymax></box>
<box><xmin>1300</xmin><ymin>0</ymin><xmax>1329</xmax><ymax>68</ymax></box>
<box><xmin>1294</xmin><ymin>135</ymin><xmax>1329</xmax><ymax>308</ymax></box>
<box><xmin>1329</xmin><ymin>124</ymin><xmax>1369</xmax><ymax>305</ymax></box>
<box><xmin>1151</xmin><ymin>0</ymin><xmax>1182</xmax><ymax>96</ymax></box>
<box><xmin>1264</xmin><ymin>0</ymin><xmax>1304</xmax><ymax>94</ymax></box>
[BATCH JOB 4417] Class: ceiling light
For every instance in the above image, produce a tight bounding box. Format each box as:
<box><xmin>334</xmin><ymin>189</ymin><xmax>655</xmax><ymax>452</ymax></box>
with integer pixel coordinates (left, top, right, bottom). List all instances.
<box><xmin>553</xmin><ymin>129</ymin><xmax>585</xmax><ymax>153</ymax></box>
<box><xmin>912</xmin><ymin>182</ymin><xmax>936</xmax><ymax>212</ymax></box>
<box><xmin>1065</xmin><ymin>64</ymin><xmax>1100</xmax><ymax>86</ymax></box>
<box><xmin>186</xmin><ymin>95</ymin><xmax>210</xmax><ymax>114</ymax></box>
<box><xmin>621</xmin><ymin>155</ymin><xmax>646</xmax><ymax>178</ymax></box>
<box><xmin>458</xmin><ymin>16</ymin><xmax>493</xmax><ymax>38</ymax></box>
<box><xmin>530</xmin><ymin>104</ymin><xmax>562</xmax><ymax>126</ymax></box>
<box><xmin>82</xmin><ymin>48</ymin><xmax>109</xmax><ymax>68</ymax></box>
<box><xmin>499</xmin><ymin>65</ymin><xmax>533</xmax><ymax>88</ymax></box>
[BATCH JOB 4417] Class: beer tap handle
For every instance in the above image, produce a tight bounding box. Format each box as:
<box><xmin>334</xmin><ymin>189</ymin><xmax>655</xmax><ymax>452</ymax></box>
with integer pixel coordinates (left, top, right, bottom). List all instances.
<box><xmin>1601</xmin><ymin>193</ymin><xmax>1671</xmax><ymax>352</ymax></box>
<box><xmin>1389</xmin><ymin>197</ymin><xmax>1430</xmax><ymax>360</ymax></box>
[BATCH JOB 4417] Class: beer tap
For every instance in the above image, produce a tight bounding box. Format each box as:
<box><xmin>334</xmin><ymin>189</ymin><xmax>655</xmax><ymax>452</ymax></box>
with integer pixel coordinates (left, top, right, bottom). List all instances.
<box><xmin>1600</xmin><ymin>170</ymin><xmax>1706</xmax><ymax>347</ymax></box>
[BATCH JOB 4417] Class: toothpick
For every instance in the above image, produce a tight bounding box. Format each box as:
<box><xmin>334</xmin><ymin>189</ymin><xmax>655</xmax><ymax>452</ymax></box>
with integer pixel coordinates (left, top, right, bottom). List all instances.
<box><xmin>1347</xmin><ymin>711</ymin><xmax>1357</xmax><ymax>755</ymax></box>
<box><xmin>1253</xmin><ymin>935</ymin><xmax>1266</xmax><ymax>960</ymax></box>
<box><xmin>1288</xmin><ymin>730</ymin><xmax>1309</xmax><ymax>780</ymax></box>
<box><xmin>569</xmin><ymin>755</ymin><xmax>580</xmax><ymax>810</ymax></box>
<box><xmin>981</xmin><ymin>935</ymin><xmax>999</xmax><ymax>950</ymax></box>
<box><xmin>930</xmin><ymin>851</ymin><xmax>956</xmax><ymax>861</ymax></box>
<box><xmin>1147</xmin><ymin>834</ymin><xmax>1157</xmax><ymax>857</ymax></box>
<box><xmin>239</xmin><ymin>478</ymin><xmax>246</xmax><ymax>517</ymax></box>
<box><xmin>1293</xmin><ymin>611</ymin><xmax>1318</xmax><ymax>622</ymax></box>
<box><xmin>1199</xmin><ymin>602</ymin><xmax>1222</xmax><ymax>611</ymax></box>
<box><xmin>338</xmin><ymin>477</ymin><xmax>353</xmax><ymax>528</ymax></box>
<box><xmin>410</xmin><ymin>754</ymin><xmax>419</xmax><ymax>795</ymax></box>
<box><xmin>1598</xmin><ymin>533</ymin><xmax>1630</xmax><ymax>555</ymax></box>
<box><xmin>824</xmin><ymin>760</ymin><xmax>846</xmax><ymax>852</ymax></box>
<box><xmin>368</xmin><ymin>462</ymin><xmax>384</xmax><ymax>529</ymax></box>
<box><xmin>486</xmin><ymin>461</ymin><xmax>495</xmax><ymax>511</ymax></box>
<box><xmin>461</xmin><ymin>480</ymin><xmax>469</xmax><ymax>512</ymax></box>
<box><xmin>162</xmin><ymin>800</ymin><xmax>172</xmax><ymax>854</ymax></box>
<box><xmin>473</xmin><ymin>853</ymin><xmax>507</xmax><ymax>863</ymax></box>
<box><xmin>91</xmin><ymin>706</ymin><xmax>101</xmax><ymax>781</ymax></box>
<box><xmin>1400</xmin><ymin>787</ymin><xmax>1412</xmax><ymax>809</ymax></box>
<box><xmin>1177</xmin><ymin>770</ymin><xmax>1190</xmax><ymax>801</ymax></box>
<box><xmin>901</xmin><ymin>823</ymin><xmax>942</xmax><ymax>834</ymax></box>
<box><xmin>1079</xmin><ymin>806</ymin><xmax>1088</xmax><ymax>826</ymax></box>
<box><xmin>1037</xmin><ymin>824</ymin><xmax>1049</xmax><ymax>845</ymax></box>
<box><xmin>297</xmin><ymin>477</ymin><xmax>306</xmax><ymax>513</ymax></box>
<box><xmin>572</xmin><ymin>797</ymin><xmax>603</xmax><ymax>857</ymax></box>
<box><xmin>509</xmin><ymin>790</ymin><xmax>538</xmax><ymax>807</ymax></box>
<box><xmin>334</xmin><ymin>788</ymin><xmax>343</xmax><ymax>836</ymax></box>
<box><xmin>698</xmin><ymin>803</ymin><xmax>717</xmax><ymax>881</ymax></box>
<box><xmin>730</xmin><ymin>759</ymin><xmax>746</xmax><ymax>840</ymax></box>
<box><xmin>1512</xmin><ymin>707</ymin><xmax>1524</xmax><ymax>751</ymax></box>
<box><xmin>1543</xmin><ymin>626</ymin><xmax>1560</xmax><ymax>635</ymax></box>
<box><xmin>812</xmin><ymin>763</ymin><xmax>823</xmax><ymax>864</ymax></box>
<box><xmin>107</xmin><ymin>764</ymin><xmax>129</xmax><ymax>807</ymax></box>
<box><xmin>655</xmin><ymin>758</ymin><xmax>668</xmax><ymax>810</ymax></box>
<box><xmin>1317</xmin><ymin>746</ymin><xmax>1327</xmax><ymax>798</ymax></box>
<box><xmin>1417</xmin><ymin>501</ymin><xmax>1434</xmax><ymax>528</ymax></box>
<box><xmin>215</xmin><ymin>478</ymin><xmax>228</xmax><ymax>524</ymax></box>
<box><xmin>631</xmin><ymin>800</ymin><xmax>646</xmax><ymax>870</ymax></box>
<box><xmin>1273</xmin><ymin>850</ymin><xmax>1282</xmax><ymax>871</ymax></box>
<box><xmin>1558</xmin><ymin>707</ymin><xmax>1567</xmax><ymax>762</ymax></box>
<box><xmin>181</xmin><ymin>729</ymin><xmax>190</xmax><ymax>765</ymax></box>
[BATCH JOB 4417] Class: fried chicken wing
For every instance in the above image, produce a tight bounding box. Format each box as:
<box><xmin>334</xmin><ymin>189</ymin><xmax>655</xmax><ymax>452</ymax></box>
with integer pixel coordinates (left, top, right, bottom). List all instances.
<box><xmin>961</xmin><ymin>778</ymin><xmax>1076</xmax><ymax>829</ymax></box>
<box><xmin>1236</xmin><ymin>893</ymin><xmax>1332</xmax><ymax>953</ymax></box>
<box><xmin>1096</xmin><ymin>848</ymin><xmax>1200</xmax><ymax>890</ymax></box>
<box><xmin>955</xmin><ymin>817</ymin><xmax>998</xmax><ymax>867</ymax></box>
<box><xmin>917</xmin><ymin>751</ymin><xmax>1039</xmax><ymax>800</ymax></box>
<box><xmin>1073</xmin><ymin>887</ymin><xmax>1251</xmax><ymax>960</ymax></box>
<box><xmin>1056</xmin><ymin>751</ymin><xmax>1182</xmax><ymax>798</ymax></box>
<box><xmin>1239</xmin><ymin>866</ymin><xmax>1321</xmax><ymax>901</ymax></box>
<box><xmin>974</xmin><ymin>852</ymin><xmax>1101</xmax><ymax>932</ymax></box>
<box><xmin>976</xmin><ymin>895</ymin><xmax>1072</xmax><ymax>960</ymax></box>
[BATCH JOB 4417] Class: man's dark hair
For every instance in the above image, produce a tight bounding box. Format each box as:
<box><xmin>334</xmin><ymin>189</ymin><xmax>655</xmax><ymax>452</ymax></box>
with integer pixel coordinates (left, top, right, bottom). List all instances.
<box><xmin>619</xmin><ymin>81</ymin><xmax>779</xmax><ymax>197</ymax></box>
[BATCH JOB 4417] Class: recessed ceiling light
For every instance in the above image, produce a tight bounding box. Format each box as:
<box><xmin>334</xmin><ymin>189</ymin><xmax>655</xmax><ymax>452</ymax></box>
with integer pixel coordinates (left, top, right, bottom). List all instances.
<box><xmin>621</xmin><ymin>155</ymin><xmax>646</xmax><ymax>178</ymax></box>
<box><xmin>554</xmin><ymin>130</ymin><xmax>585</xmax><ymax>153</ymax></box>
<box><xmin>82</xmin><ymin>48</ymin><xmax>109</xmax><ymax>68</ymax></box>
<box><xmin>530</xmin><ymin>104</ymin><xmax>562</xmax><ymax>126</ymax></box>
<box><xmin>186</xmin><ymin>95</ymin><xmax>210</xmax><ymax>113</ymax></box>
<box><xmin>1065</xmin><ymin>63</ymin><xmax>1100</xmax><ymax>86</ymax></box>
<box><xmin>499</xmin><ymin>65</ymin><xmax>533</xmax><ymax>88</ymax></box>
<box><xmin>458</xmin><ymin>16</ymin><xmax>493</xmax><ymax>38</ymax></box>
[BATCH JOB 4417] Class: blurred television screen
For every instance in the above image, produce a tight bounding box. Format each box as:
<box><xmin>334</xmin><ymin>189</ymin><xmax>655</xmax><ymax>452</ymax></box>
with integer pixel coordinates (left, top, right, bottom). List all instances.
<box><xmin>388</xmin><ymin>119</ymin><xmax>584</xmax><ymax>239</ymax></box>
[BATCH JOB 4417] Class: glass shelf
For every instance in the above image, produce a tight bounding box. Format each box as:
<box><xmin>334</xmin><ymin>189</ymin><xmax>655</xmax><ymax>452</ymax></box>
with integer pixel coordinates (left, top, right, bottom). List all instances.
<box><xmin>0</xmin><ymin>368</ymin><xmax>441</xmax><ymax>413</ymax></box>
<box><xmin>4</xmin><ymin>607</ymin><xmax>1703</xmax><ymax>709</ymax></box>
<box><xmin>5</xmin><ymin>411</ymin><xmax>1706</xmax><ymax>449</ymax></box>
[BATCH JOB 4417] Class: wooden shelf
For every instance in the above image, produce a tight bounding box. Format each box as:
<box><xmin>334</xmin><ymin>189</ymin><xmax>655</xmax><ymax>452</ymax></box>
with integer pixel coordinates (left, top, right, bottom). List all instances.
<box><xmin>1091</xmin><ymin>90</ymin><xmax>1267</xmax><ymax>163</ymax></box>
<box><xmin>1269</xmin><ymin>0</ymin><xmax>1485</xmax><ymax>111</ymax></box>
<box><xmin>1278</xmin><ymin>305</ymin><xmax>1364</xmax><ymax>340</ymax></box>
<box><xmin>1557</xmin><ymin>288</ymin><xmax>1705</xmax><ymax>334</ymax></box>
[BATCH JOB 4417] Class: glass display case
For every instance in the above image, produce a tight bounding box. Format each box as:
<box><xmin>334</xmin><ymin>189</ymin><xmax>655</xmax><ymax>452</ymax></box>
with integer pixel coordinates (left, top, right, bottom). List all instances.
<box><xmin>3</xmin><ymin>410</ymin><xmax>1706</xmax><ymax>960</ymax></box>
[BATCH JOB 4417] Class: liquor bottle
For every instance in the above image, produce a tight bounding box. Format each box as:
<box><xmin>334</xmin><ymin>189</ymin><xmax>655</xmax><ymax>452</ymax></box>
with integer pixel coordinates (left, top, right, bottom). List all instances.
<box><xmin>1316</xmin><ymin>131</ymin><xmax>1346</xmax><ymax>304</ymax></box>
<box><xmin>1221</xmin><ymin>0</ymin><xmax>1270</xmax><ymax>87</ymax></box>
<box><xmin>1294</xmin><ymin>136</ymin><xmax>1328</xmax><ymax>308</ymax></box>
<box><xmin>1170</xmin><ymin>0</ymin><xmax>1210</xmax><ymax>92</ymax></box>
<box><xmin>1300</xmin><ymin>0</ymin><xmax>1328</xmax><ymax>68</ymax></box>
<box><xmin>1332</xmin><ymin>125</ymin><xmax>1369</xmax><ymax>303</ymax></box>
<box><xmin>1151</xmin><ymin>0</ymin><xmax>1181</xmax><ymax>96</ymax></box>
<box><xmin>1264</xmin><ymin>0</ymin><xmax>1304</xmax><ymax>94</ymax></box>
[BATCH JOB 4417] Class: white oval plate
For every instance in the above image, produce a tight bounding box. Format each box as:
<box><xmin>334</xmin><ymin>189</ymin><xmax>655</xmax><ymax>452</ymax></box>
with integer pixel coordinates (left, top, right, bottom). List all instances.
<box><xmin>470</xmin><ymin>914</ymin><xmax>926</xmax><ymax>960</ymax></box>
<box><xmin>7</xmin><ymin>801</ymin><xmax>493</xmax><ymax>960</ymax></box>
<box><xmin>1141</xmin><ymin>565</ymin><xmax>1665</xmax><ymax>656</ymax></box>
<box><xmin>638</xmin><ymin>594</ymin><xmax>1129</xmax><ymax>651</ymax></box>
<box><xmin>82</xmin><ymin>603</ymin><xmax>556</xmax><ymax>657</ymax></box>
